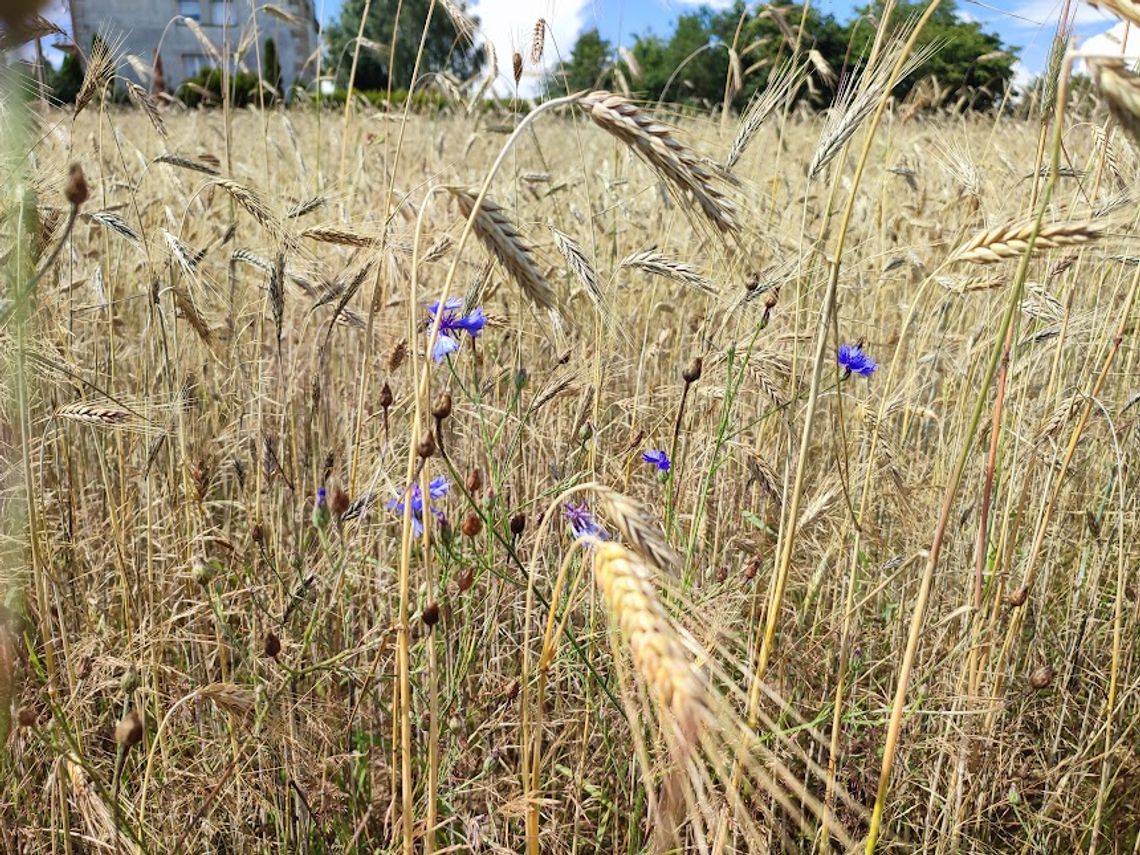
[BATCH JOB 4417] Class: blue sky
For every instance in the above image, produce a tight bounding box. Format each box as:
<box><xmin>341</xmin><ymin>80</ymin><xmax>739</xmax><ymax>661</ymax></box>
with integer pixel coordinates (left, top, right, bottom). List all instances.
<box><xmin>33</xmin><ymin>0</ymin><xmax>1127</xmax><ymax>90</ymax></box>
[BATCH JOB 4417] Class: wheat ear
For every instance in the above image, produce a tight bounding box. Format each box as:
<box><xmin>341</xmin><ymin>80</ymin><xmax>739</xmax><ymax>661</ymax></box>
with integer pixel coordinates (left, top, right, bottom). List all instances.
<box><xmin>449</xmin><ymin>187</ymin><xmax>558</xmax><ymax>312</ymax></box>
<box><xmin>578</xmin><ymin>91</ymin><xmax>738</xmax><ymax>234</ymax></box>
<box><xmin>592</xmin><ymin>543</ymin><xmax>705</xmax><ymax>737</ymax></box>
<box><xmin>946</xmin><ymin>220</ymin><xmax>1105</xmax><ymax>264</ymax></box>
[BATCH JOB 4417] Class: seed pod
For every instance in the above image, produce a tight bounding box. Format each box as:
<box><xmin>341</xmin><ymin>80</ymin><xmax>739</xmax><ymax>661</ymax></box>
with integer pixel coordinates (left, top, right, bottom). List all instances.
<box><xmin>331</xmin><ymin>488</ymin><xmax>350</xmax><ymax>518</ymax></box>
<box><xmin>1029</xmin><ymin>664</ymin><xmax>1055</xmax><ymax>690</ymax></box>
<box><xmin>682</xmin><ymin>356</ymin><xmax>703</xmax><ymax>384</ymax></box>
<box><xmin>114</xmin><ymin>710</ymin><xmax>144</xmax><ymax>749</ymax></box>
<box><xmin>422</xmin><ymin>601</ymin><xmax>440</xmax><ymax>627</ymax></box>
<box><xmin>416</xmin><ymin>430</ymin><xmax>437</xmax><ymax>459</ymax></box>
<box><xmin>510</xmin><ymin>513</ymin><xmax>526</xmax><ymax>536</ymax></box>
<box><xmin>17</xmin><ymin>706</ymin><xmax>37</xmax><ymax>728</ymax></box>
<box><xmin>263</xmin><ymin>631</ymin><xmax>281</xmax><ymax>658</ymax></box>
<box><xmin>432</xmin><ymin>392</ymin><xmax>452</xmax><ymax>420</ymax></box>
<box><xmin>1005</xmin><ymin>586</ymin><xmax>1028</xmax><ymax>607</ymax></box>
<box><xmin>456</xmin><ymin>566</ymin><xmax>475</xmax><ymax>592</ymax></box>
<box><xmin>466</xmin><ymin>468</ymin><xmax>482</xmax><ymax>493</ymax></box>
<box><xmin>512</xmin><ymin>51</ymin><xmax>523</xmax><ymax>85</ymax></box>
<box><xmin>64</xmin><ymin>163</ymin><xmax>89</xmax><ymax>207</ymax></box>
<box><xmin>462</xmin><ymin>512</ymin><xmax>482</xmax><ymax>538</ymax></box>
<box><xmin>120</xmin><ymin>666</ymin><xmax>140</xmax><ymax>695</ymax></box>
<box><xmin>379</xmin><ymin>382</ymin><xmax>394</xmax><ymax>409</ymax></box>
<box><xmin>251</xmin><ymin>522</ymin><xmax>265</xmax><ymax>545</ymax></box>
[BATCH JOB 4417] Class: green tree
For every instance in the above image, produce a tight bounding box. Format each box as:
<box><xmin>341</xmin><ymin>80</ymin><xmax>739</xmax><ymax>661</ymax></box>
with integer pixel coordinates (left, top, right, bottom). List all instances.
<box><xmin>262</xmin><ymin>37</ymin><xmax>282</xmax><ymax>101</ymax></box>
<box><xmin>326</xmin><ymin>0</ymin><xmax>484</xmax><ymax>91</ymax></box>
<box><xmin>848</xmin><ymin>0</ymin><xmax>1017</xmax><ymax>108</ymax></box>
<box><xmin>551</xmin><ymin>28</ymin><xmax>615</xmax><ymax>91</ymax></box>
<box><xmin>49</xmin><ymin>50</ymin><xmax>84</xmax><ymax>104</ymax></box>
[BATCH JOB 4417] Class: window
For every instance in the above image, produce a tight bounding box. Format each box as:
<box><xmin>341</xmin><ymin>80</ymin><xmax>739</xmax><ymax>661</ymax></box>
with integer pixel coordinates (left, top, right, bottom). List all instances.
<box><xmin>177</xmin><ymin>0</ymin><xmax>201</xmax><ymax>22</ymax></box>
<box><xmin>182</xmin><ymin>53</ymin><xmax>211</xmax><ymax>77</ymax></box>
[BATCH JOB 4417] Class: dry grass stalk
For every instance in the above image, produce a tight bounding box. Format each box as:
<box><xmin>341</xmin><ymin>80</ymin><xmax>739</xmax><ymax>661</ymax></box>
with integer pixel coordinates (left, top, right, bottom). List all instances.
<box><xmin>597</xmin><ymin>488</ymin><xmax>681</xmax><ymax>574</ymax></box>
<box><xmin>84</xmin><ymin>210</ymin><xmax>140</xmax><ymax>243</ymax></box>
<box><xmin>578</xmin><ymin>91</ymin><xmax>738</xmax><ymax>233</ymax></box>
<box><xmin>592</xmin><ymin>543</ymin><xmax>704</xmax><ymax>735</ymax></box>
<box><xmin>154</xmin><ymin>153</ymin><xmax>221</xmax><ymax>176</ymax></box>
<box><xmin>269</xmin><ymin>252</ymin><xmax>285</xmax><ymax>343</ymax></box>
<box><xmin>440</xmin><ymin>0</ymin><xmax>475</xmax><ymax>43</ymax></box>
<box><xmin>1089</xmin><ymin>58</ymin><xmax>1140</xmax><ymax>149</ymax></box>
<box><xmin>54</xmin><ymin>402</ymin><xmax>133</xmax><ymax>426</ymax></box>
<box><xmin>199</xmin><ymin>682</ymin><xmax>256</xmax><ymax>723</ymax></box>
<box><xmin>449</xmin><ymin>188</ymin><xmax>558</xmax><ymax>312</ymax></box>
<box><xmin>549</xmin><ymin>226</ymin><xmax>604</xmax><ymax>311</ymax></box>
<box><xmin>1088</xmin><ymin>0</ymin><xmax>1140</xmax><ymax>26</ymax></box>
<box><xmin>126</xmin><ymin>83</ymin><xmax>166</xmax><ymax>138</ymax></box>
<box><xmin>262</xmin><ymin>3</ymin><xmax>303</xmax><ymax>25</ymax></box>
<box><xmin>725</xmin><ymin>61</ymin><xmax>807</xmax><ymax>170</ymax></box>
<box><xmin>621</xmin><ymin>249</ymin><xmax>717</xmax><ymax>295</ymax></box>
<box><xmin>63</xmin><ymin>756</ymin><xmax>141</xmax><ymax>854</ymax></box>
<box><xmin>212</xmin><ymin>179</ymin><xmax>281</xmax><ymax>237</ymax></box>
<box><xmin>74</xmin><ymin>32</ymin><xmax>118</xmax><ymax>118</ymax></box>
<box><xmin>301</xmin><ymin>224</ymin><xmax>380</xmax><ymax>247</ymax></box>
<box><xmin>946</xmin><ymin>220</ymin><xmax>1104</xmax><ymax>265</ymax></box>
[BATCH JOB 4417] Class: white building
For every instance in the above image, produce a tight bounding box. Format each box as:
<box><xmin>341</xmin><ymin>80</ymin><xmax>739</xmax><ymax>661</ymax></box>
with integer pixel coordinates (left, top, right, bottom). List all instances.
<box><xmin>68</xmin><ymin>0</ymin><xmax>319</xmax><ymax>93</ymax></box>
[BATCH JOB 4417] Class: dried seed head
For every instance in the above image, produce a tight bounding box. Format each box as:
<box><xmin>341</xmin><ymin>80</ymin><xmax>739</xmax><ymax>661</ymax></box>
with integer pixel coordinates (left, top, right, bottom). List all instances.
<box><xmin>416</xmin><ymin>430</ymin><xmax>437</xmax><ymax>459</ymax></box>
<box><xmin>682</xmin><ymin>356</ymin><xmax>703</xmax><ymax>384</ymax></box>
<box><xmin>251</xmin><ymin>522</ymin><xmax>265</xmax><ymax>545</ymax></box>
<box><xmin>510</xmin><ymin>513</ymin><xmax>526</xmax><ymax>536</ymax></box>
<box><xmin>456</xmin><ymin>566</ymin><xmax>475</xmax><ymax>592</ymax></box>
<box><xmin>64</xmin><ymin>163</ymin><xmax>89</xmax><ymax>207</ymax></box>
<box><xmin>1029</xmin><ymin>664</ymin><xmax>1055</xmax><ymax>690</ymax></box>
<box><xmin>530</xmin><ymin>18</ymin><xmax>546</xmax><ymax>65</ymax></box>
<box><xmin>461</xmin><ymin>512</ymin><xmax>483</xmax><ymax>538</ymax></box>
<box><xmin>1005</xmin><ymin>586</ymin><xmax>1028</xmax><ymax>607</ymax></box>
<box><xmin>503</xmin><ymin>679</ymin><xmax>519</xmax><ymax>701</ymax></box>
<box><xmin>114</xmin><ymin>710</ymin><xmax>144</xmax><ymax>749</ymax></box>
<box><xmin>17</xmin><ymin>706</ymin><xmax>37</xmax><ymax>727</ymax></box>
<box><xmin>422</xmin><ymin>601</ymin><xmax>440</xmax><ymax>628</ymax></box>
<box><xmin>512</xmin><ymin>51</ymin><xmax>523</xmax><ymax>85</ymax></box>
<box><xmin>263</xmin><ymin>631</ymin><xmax>281</xmax><ymax>658</ymax></box>
<box><xmin>379</xmin><ymin>382</ymin><xmax>393</xmax><ymax>409</ymax></box>
<box><xmin>432</xmin><ymin>392</ymin><xmax>453</xmax><ymax>421</ymax></box>
<box><xmin>466</xmin><ymin>468</ymin><xmax>483</xmax><ymax>493</ymax></box>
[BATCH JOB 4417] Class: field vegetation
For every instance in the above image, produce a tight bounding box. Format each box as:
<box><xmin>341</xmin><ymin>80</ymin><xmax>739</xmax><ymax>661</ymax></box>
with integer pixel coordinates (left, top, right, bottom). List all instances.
<box><xmin>1</xmin><ymin>1</ymin><xmax>1139</xmax><ymax>852</ymax></box>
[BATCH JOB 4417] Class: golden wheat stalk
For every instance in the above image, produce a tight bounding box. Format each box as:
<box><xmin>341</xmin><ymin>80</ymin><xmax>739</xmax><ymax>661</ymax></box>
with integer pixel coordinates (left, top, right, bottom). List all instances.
<box><xmin>449</xmin><ymin>187</ymin><xmax>558</xmax><ymax>312</ymax></box>
<box><xmin>64</xmin><ymin>755</ymin><xmax>141</xmax><ymax>854</ymax></box>
<box><xmin>946</xmin><ymin>220</ymin><xmax>1105</xmax><ymax>265</ymax></box>
<box><xmin>548</xmin><ymin>225</ymin><xmax>604</xmax><ymax>311</ymax></box>
<box><xmin>592</xmin><ymin>543</ymin><xmax>705</xmax><ymax>736</ymax></box>
<box><xmin>578</xmin><ymin>91</ymin><xmax>738</xmax><ymax>234</ymax></box>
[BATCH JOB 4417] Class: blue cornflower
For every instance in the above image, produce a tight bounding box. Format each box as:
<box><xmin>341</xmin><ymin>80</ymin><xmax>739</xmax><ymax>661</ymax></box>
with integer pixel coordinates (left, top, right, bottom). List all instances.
<box><xmin>387</xmin><ymin>475</ymin><xmax>450</xmax><ymax>536</ymax></box>
<box><xmin>641</xmin><ymin>449</ymin><xmax>671</xmax><ymax>472</ymax></box>
<box><xmin>312</xmin><ymin>487</ymin><xmax>331</xmax><ymax>529</ymax></box>
<box><xmin>563</xmin><ymin>501</ymin><xmax>607</xmax><ymax>541</ymax></box>
<box><xmin>838</xmin><ymin>343</ymin><xmax>877</xmax><ymax>377</ymax></box>
<box><xmin>427</xmin><ymin>298</ymin><xmax>486</xmax><ymax>362</ymax></box>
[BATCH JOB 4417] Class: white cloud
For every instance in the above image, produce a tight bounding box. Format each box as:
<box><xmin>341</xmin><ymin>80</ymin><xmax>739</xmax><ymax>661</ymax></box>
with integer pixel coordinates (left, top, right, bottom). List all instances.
<box><xmin>1011</xmin><ymin>59</ymin><xmax>1032</xmax><ymax>89</ymax></box>
<box><xmin>1010</xmin><ymin>0</ymin><xmax>1116</xmax><ymax>28</ymax></box>
<box><xmin>469</xmin><ymin>0</ymin><xmax>590</xmax><ymax>97</ymax></box>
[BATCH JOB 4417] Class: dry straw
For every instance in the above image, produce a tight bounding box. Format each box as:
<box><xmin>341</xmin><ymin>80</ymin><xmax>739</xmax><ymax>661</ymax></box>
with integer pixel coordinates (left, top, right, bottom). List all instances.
<box><xmin>449</xmin><ymin>187</ymin><xmax>558</xmax><ymax>312</ymax></box>
<box><xmin>946</xmin><ymin>220</ymin><xmax>1105</xmax><ymax>264</ymax></box>
<box><xmin>578</xmin><ymin>91</ymin><xmax>738</xmax><ymax>233</ymax></box>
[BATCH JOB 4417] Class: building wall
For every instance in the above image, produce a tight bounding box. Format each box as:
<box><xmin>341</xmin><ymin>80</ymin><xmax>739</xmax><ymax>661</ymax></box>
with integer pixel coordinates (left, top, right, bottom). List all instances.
<box><xmin>69</xmin><ymin>0</ymin><xmax>318</xmax><ymax>95</ymax></box>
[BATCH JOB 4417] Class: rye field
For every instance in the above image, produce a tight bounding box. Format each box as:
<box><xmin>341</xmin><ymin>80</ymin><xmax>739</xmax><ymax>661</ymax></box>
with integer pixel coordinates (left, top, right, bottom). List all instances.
<box><xmin>1</xmin><ymin>30</ymin><xmax>1140</xmax><ymax>855</ymax></box>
